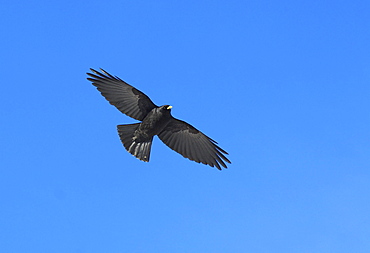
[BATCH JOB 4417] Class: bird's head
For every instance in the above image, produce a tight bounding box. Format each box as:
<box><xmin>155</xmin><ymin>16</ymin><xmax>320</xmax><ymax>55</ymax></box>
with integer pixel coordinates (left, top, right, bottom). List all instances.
<box><xmin>160</xmin><ymin>105</ymin><xmax>172</xmax><ymax>110</ymax></box>
<box><xmin>160</xmin><ymin>105</ymin><xmax>172</xmax><ymax>115</ymax></box>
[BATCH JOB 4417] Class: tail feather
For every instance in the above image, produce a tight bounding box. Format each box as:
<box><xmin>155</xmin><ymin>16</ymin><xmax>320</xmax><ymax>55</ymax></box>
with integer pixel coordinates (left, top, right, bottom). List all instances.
<box><xmin>117</xmin><ymin>124</ymin><xmax>153</xmax><ymax>162</ymax></box>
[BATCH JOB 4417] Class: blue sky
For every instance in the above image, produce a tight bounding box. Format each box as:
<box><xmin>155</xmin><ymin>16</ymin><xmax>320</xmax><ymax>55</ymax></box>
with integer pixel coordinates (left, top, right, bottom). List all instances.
<box><xmin>1</xmin><ymin>0</ymin><xmax>370</xmax><ymax>252</ymax></box>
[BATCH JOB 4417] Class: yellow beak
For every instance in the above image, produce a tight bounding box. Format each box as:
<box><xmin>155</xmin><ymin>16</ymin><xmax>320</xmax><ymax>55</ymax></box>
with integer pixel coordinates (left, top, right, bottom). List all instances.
<box><xmin>167</xmin><ymin>105</ymin><xmax>173</xmax><ymax>109</ymax></box>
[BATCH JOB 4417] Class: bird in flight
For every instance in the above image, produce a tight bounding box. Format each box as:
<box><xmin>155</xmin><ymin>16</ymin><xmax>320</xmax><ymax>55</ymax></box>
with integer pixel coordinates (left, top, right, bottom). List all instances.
<box><xmin>87</xmin><ymin>68</ymin><xmax>231</xmax><ymax>170</ymax></box>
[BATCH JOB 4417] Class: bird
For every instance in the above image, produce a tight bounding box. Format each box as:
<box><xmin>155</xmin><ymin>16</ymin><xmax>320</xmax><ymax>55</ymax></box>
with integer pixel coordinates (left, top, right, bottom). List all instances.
<box><xmin>87</xmin><ymin>68</ymin><xmax>231</xmax><ymax>170</ymax></box>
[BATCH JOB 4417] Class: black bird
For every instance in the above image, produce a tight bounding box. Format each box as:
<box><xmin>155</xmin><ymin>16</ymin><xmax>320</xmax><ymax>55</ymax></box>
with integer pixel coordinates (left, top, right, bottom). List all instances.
<box><xmin>87</xmin><ymin>68</ymin><xmax>231</xmax><ymax>170</ymax></box>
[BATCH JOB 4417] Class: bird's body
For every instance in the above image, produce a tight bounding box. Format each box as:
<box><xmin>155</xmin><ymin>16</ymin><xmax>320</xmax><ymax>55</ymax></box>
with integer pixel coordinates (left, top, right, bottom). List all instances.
<box><xmin>138</xmin><ymin>105</ymin><xmax>173</xmax><ymax>138</ymax></box>
<box><xmin>87</xmin><ymin>68</ymin><xmax>231</xmax><ymax>170</ymax></box>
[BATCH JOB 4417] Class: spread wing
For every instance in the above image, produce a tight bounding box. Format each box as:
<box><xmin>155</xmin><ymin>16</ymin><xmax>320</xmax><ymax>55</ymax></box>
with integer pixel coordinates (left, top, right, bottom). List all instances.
<box><xmin>158</xmin><ymin>118</ymin><xmax>231</xmax><ymax>170</ymax></box>
<box><xmin>87</xmin><ymin>68</ymin><xmax>157</xmax><ymax>121</ymax></box>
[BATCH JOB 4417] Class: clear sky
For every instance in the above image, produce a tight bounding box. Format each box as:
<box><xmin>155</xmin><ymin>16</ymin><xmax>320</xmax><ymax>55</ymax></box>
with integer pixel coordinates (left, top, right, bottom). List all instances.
<box><xmin>1</xmin><ymin>0</ymin><xmax>370</xmax><ymax>252</ymax></box>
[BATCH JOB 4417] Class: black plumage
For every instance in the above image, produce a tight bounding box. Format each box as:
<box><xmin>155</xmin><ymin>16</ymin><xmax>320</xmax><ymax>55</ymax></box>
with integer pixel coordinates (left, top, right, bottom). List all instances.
<box><xmin>87</xmin><ymin>68</ymin><xmax>231</xmax><ymax>170</ymax></box>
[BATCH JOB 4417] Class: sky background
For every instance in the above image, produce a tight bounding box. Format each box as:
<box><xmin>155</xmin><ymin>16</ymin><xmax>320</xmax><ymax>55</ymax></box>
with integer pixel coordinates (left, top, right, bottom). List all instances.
<box><xmin>1</xmin><ymin>0</ymin><xmax>370</xmax><ymax>252</ymax></box>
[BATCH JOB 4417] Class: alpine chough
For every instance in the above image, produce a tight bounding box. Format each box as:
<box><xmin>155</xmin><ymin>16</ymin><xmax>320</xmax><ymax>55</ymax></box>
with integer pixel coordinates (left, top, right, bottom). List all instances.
<box><xmin>87</xmin><ymin>68</ymin><xmax>231</xmax><ymax>170</ymax></box>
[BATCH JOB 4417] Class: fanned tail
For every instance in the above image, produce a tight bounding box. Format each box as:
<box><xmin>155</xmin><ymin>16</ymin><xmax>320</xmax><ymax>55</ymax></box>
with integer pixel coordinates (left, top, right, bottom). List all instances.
<box><xmin>117</xmin><ymin>124</ymin><xmax>153</xmax><ymax>162</ymax></box>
